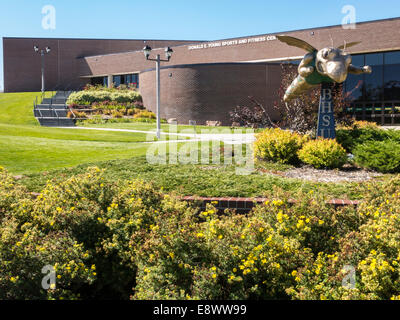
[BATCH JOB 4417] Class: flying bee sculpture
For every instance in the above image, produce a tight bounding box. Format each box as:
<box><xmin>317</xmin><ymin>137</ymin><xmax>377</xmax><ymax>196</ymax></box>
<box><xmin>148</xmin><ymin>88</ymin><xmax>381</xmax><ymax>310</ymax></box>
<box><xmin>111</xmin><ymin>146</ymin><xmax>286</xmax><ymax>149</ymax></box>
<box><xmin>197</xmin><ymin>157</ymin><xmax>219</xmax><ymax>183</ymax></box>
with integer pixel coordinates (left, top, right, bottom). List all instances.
<box><xmin>276</xmin><ymin>35</ymin><xmax>372</xmax><ymax>102</ymax></box>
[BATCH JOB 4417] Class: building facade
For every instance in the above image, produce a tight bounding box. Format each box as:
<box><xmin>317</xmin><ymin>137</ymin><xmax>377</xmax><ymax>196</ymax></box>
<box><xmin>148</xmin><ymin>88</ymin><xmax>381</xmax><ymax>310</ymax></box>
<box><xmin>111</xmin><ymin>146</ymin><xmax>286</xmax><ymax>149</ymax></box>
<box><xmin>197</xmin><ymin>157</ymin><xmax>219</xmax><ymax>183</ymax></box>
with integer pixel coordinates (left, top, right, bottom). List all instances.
<box><xmin>3</xmin><ymin>17</ymin><xmax>400</xmax><ymax>125</ymax></box>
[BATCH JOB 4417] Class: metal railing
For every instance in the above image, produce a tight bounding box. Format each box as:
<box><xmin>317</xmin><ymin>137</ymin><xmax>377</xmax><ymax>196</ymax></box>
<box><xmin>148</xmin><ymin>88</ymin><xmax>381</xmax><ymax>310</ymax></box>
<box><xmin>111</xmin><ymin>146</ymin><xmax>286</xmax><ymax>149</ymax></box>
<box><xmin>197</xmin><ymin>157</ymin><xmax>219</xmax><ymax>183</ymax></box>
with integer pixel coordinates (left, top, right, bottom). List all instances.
<box><xmin>347</xmin><ymin>100</ymin><xmax>400</xmax><ymax>125</ymax></box>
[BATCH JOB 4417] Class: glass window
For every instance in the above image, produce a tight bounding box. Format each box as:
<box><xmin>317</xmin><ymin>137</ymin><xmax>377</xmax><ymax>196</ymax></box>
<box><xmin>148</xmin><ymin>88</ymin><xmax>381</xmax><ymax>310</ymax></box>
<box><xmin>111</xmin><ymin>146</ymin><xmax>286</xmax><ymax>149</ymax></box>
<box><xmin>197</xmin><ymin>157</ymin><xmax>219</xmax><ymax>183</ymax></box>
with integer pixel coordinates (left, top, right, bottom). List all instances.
<box><xmin>365</xmin><ymin>53</ymin><xmax>383</xmax><ymax>66</ymax></box>
<box><xmin>385</xmin><ymin>51</ymin><xmax>400</xmax><ymax>65</ymax></box>
<box><xmin>384</xmin><ymin>51</ymin><xmax>400</xmax><ymax>100</ymax></box>
<box><xmin>345</xmin><ymin>54</ymin><xmax>364</xmax><ymax>102</ymax></box>
<box><xmin>345</xmin><ymin>74</ymin><xmax>364</xmax><ymax>102</ymax></box>
<box><xmin>364</xmin><ymin>53</ymin><xmax>384</xmax><ymax>101</ymax></box>
<box><xmin>113</xmin><ymin>75</ymin><xmax>121</xmax><ymax>87</ymax></box>
<box><xmin>350</xmin><ymin>54</ymin><xmax>364</xmax><ymax>67</ymax></box>
<box><xmin>344</xmin><ymin>50</ymin><xmax>400</xmax><ymax>108</ymax></box>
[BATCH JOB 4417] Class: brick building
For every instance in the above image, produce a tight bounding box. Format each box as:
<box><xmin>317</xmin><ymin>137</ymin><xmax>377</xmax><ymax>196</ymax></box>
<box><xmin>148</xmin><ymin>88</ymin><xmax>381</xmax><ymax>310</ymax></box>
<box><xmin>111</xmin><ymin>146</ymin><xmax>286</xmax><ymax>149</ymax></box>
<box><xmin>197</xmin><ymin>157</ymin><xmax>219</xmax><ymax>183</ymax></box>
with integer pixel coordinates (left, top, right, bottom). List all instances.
<box><xmin>3</xmin><ymin>17</ymin><xmax>400</xmax><ymax>125</ymax></box>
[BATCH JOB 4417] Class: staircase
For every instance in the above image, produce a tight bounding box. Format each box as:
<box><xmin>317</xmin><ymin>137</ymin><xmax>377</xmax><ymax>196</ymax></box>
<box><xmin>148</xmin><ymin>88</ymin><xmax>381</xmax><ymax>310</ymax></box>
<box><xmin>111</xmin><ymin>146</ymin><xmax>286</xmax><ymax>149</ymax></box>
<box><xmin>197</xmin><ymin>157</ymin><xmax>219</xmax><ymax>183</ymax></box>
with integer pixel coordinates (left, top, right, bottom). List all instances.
<box><xmin>34</xmin><ymin>91</ymin><xmax>76</xmax><ymax>127</ymax></box>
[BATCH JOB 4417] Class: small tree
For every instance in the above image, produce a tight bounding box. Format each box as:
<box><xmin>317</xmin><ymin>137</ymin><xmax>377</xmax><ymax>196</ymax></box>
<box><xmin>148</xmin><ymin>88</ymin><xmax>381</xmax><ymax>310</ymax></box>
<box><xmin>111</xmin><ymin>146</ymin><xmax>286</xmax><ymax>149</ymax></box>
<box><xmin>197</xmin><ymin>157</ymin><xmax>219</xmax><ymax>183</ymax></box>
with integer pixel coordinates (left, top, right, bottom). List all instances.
<box><xmin>230</xmin><ymin>63</ymin><xmax>354</xmax><ymax>132</ymax></box>
<box><xmin>229</xmin><ymin>96</ymin><xmax>278</xmax><ymax>128</ymax></box>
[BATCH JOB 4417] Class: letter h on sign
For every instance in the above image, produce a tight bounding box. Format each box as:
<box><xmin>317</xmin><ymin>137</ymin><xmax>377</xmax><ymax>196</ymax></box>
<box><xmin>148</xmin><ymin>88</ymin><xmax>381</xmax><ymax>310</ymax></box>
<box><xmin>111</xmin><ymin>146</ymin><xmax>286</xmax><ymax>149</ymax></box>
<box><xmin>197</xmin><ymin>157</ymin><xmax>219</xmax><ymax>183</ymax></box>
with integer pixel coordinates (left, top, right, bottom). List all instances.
<box><xmin>317</xmin><ymin>83</ymin><xmax>336</xmax><ymax>139</ymax></box>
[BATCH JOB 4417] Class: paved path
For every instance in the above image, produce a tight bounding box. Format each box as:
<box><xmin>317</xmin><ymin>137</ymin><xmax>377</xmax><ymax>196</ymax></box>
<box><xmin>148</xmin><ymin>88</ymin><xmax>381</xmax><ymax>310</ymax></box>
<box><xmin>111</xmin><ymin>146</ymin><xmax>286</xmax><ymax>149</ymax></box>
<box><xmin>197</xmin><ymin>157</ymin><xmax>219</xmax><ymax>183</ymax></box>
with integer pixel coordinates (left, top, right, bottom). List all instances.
<box><xmin>60</xmin><ymin>126</ymin><xmax>256</xmax><ymax>145</ymax></box>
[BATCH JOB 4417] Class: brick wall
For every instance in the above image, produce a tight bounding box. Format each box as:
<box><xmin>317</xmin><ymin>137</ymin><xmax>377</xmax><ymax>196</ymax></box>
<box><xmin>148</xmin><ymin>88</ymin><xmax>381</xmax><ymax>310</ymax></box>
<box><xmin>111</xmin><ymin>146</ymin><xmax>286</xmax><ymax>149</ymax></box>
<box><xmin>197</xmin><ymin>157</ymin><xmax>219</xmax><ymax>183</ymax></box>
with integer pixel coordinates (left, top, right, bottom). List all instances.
<box><xmin>3</xmin><ymin>38</ymin><xmax>201</xmax><ymax>92</ymax></box>
<box><xmin>139</xmin><ymin>62</ymin><xmax>282</xmax><ymax>125</ymax></box>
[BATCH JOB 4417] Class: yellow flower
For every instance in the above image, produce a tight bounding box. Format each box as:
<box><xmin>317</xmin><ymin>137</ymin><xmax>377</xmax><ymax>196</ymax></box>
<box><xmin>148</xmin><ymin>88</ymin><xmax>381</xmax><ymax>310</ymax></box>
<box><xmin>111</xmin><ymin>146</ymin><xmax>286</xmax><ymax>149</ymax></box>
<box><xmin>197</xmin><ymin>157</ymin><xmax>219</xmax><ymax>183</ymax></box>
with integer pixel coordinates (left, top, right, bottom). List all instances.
<box><xmin>272</xmin><ymin>200</ymin><xmax>284</xmax><ymax>207</ymax></box>
<box><xmin>318</xmin><ymin>220</ymin><xmax>325</xmax><ymax>225</ymax></box>
<box><xmin>196</xmin><ymin>233</ymin><xmax>204</xmax><ymax>238</ymax></box>
<box><xmin>212</xmin><ymin>274</ymin><xmax>217</xmax><ymax>279</ymax></box>
<box><xmin>296</xmin><ymin>220</ymin><xmax>305</xmax><ymax>229</ymax></box>
<box><xmin>291</xmin><ymin>270</ymin><xmax>298</xmax><ymax>277</ymax></box>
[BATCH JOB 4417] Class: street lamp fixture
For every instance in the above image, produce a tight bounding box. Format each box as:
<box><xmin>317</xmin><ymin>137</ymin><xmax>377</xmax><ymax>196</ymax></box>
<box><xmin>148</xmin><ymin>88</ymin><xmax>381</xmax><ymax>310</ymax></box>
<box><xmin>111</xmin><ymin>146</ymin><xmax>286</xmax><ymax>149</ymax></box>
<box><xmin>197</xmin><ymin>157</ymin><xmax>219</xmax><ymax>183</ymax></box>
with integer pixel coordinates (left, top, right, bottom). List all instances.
<box><xmin>165</xmin><ymin>47</ymin><xmax>173</xmax><ymax>61</ymax></box>
<box><xmin>33</xmin><ymin>45</ymin><xmax>51</xmax><ymax>95</ymax></box>
<box><xmin>143</xmin><ymin>45</ymin><xmax>152</xmax><ymax>59</ymax></box>
<box><xmin>142</xmin><ymin>46</ymin><xmax>174</xmax><ymax>139</ymax></box>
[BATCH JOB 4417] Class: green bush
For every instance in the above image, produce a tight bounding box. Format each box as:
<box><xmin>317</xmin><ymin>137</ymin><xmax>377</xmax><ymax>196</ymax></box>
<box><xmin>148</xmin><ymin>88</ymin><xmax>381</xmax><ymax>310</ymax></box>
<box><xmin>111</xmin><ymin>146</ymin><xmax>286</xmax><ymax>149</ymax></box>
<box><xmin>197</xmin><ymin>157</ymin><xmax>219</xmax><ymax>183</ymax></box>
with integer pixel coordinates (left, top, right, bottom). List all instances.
<box><xmin>67</xmin><ymin>89</ymin><xmax>142</xmax><ymax>105</ymax></box>
<box><xmin>298</xmin><ymin>139</ymin><xmax>348</xmax><ymax>169</ymax></box>
<box><xmin>3</xmin><ymin>165</ymin><xmax>400</xmax><ymax>300</ymax></box>
<box><xmin>254</xmin><ymin>128</ymin><xmax>308</xmax><ymax>164</ymax></box>
<box><xmin>353</xmin><ymin>140</ymin><xmax>400</xmax><ymax>173</ymax></box>
<box><xmin>336</xmin><ymin>121</ymin><xmax>400</xmax><ymax>153</ymax></box>
<box><xmin>133</xmin><ymin>110</ymin><xmax>156</xmax><ymax>119</ymax></box>
<box><xmin>288</xmin><ymin>176</ymin><xmax>400</xmax><ymax>300</ymax></box>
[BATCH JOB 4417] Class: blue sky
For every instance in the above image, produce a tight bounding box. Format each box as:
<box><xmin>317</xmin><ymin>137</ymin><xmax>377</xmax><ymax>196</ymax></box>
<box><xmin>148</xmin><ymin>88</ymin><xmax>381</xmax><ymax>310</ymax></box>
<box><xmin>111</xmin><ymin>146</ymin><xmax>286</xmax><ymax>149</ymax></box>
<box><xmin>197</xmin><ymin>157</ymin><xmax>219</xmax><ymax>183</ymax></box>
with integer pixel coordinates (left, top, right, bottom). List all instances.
<box><xmin>1</xmin><ymin>0</ymin><xmax>400</xmax><ymax>91</ymax></box>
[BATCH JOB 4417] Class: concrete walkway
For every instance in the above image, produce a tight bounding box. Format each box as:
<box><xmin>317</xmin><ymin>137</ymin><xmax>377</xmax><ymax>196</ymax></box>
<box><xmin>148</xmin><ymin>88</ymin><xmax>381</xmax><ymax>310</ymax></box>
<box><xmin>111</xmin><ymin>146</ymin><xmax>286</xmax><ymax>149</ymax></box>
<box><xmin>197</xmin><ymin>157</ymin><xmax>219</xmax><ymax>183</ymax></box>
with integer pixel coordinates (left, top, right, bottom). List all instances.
<box><xmin>60</xmin><ymin>126</ymin><xmax>256</xmax><ymax>145</ymax></box>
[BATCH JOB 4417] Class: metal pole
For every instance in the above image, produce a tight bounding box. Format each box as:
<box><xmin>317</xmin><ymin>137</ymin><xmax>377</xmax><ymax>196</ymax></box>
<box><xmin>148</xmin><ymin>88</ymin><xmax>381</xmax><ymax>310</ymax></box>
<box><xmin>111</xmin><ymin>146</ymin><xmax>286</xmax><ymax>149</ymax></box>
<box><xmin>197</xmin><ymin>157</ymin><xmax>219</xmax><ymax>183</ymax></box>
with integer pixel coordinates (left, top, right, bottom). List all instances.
<box><xmin>41</xmin><ymin>51</ymin><xmax>45</xmax><ymax>95</ymax></box>
<box><xmin>156</xmin><ymin>54</ymin><xmax>161</xmax><ymax>139</ymax></box>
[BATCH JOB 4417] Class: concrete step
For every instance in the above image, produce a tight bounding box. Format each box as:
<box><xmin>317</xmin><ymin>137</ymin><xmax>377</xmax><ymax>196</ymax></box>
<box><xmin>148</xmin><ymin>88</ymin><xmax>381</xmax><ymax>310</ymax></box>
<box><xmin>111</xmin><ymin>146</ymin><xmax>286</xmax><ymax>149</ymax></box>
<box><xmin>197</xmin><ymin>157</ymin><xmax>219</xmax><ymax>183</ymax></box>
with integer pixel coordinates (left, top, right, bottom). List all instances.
<box><xmin>36</xmin><ymin>104</ymin><xmax>68</xmax><ymax>110</ymax></box>
<box><xmin>38</xmin><ymin>118</ymin><xmax>75</xmax><ymax>127</ymax></box>
<box><xmin>41</xmin><ymin>99</ymin><xmax>68</xmax><ymax>105</ymax></box>
<box><xmin>35</xmin><ymin>112</ymin><xmax>69</xmax><ymax>118</ymax></box>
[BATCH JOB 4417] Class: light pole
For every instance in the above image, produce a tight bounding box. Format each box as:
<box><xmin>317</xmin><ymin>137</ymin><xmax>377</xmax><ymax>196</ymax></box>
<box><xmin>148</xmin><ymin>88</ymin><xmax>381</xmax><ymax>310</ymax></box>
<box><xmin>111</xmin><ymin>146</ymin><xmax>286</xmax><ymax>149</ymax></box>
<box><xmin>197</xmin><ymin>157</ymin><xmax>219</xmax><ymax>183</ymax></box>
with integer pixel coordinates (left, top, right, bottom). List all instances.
<box><xmin>34</xmin><ymin>45</ymin><xmax>51</xmax><ymax>96</ymax></box>
<box><xmin>143</xmin><ymin>46</ymin><xmax>173</xmax><ymax>139</ymax></box>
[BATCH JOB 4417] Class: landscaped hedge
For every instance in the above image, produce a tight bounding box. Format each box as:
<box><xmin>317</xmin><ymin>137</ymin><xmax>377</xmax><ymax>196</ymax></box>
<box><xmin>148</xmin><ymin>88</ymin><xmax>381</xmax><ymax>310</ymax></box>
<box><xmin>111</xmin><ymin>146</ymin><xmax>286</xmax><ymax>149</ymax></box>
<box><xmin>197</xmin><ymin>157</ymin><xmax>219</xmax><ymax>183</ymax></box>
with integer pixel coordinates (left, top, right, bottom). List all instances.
<box><xmin>336</xmin><ymin>121</ymin><xmax>400</xmax><ymax>153</ymax></box>
<box><xmin>298</xmin><ymin>139</ymin><xmax>348</xmax><ymax>169</ymax></box>
<box><xmin>253</xmin><ymin>128</ymin><xmax>309</xmax><ymax>165</ymax></box>
<box><xmin>353</xmin><ymin>140</ymin><xmax>400</xmax><ymax>173</ymax></box>
<box><xmin>67</xmin><ymin>89</ymin><xmax>142</xmax><ymax>105</ymax></box>
<box><xmin>2</xmin><ymin>165</ymin><xmax>400</xmax><ymax>300</ymax></box>
<box><xmin>254</xmin><ymin>123</ymin><xmax>400</xmax><ymax>173</ymax></box>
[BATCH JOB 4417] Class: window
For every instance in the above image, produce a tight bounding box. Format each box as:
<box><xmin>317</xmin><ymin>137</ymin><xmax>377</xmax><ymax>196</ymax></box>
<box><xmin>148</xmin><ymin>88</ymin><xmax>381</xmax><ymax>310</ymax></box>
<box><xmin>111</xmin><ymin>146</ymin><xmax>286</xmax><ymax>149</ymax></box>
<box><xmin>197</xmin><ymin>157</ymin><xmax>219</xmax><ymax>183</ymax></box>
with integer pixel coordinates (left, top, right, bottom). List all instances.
<box><xmin>344</xmin><ymin>50</ymin><xmax>400</xmax><ymax>102</ymax></box>
<box><xmin>345</xmin><ymin>54</ymin><xmax>364</xmax><ymax>102</ymax></box>
<box><xmin>112</xmin><ymin>74</ymin><xmax>139</xmax><ymax>88</ymax></box>
<box><xmin>91</xmin><ymin>76</ymin><xmax>108</xmax><ymax>87</ymax></box>
<box><xmin>364</xmin><ymin>53</ymin><xmax>384</xmax><ymax>101</ymax></box>
<box><xmin>113</xmin><ymin>75</ymin><xmax>122</xmax><ymax>87</ymax></box>
<box><xmin>384</xmin><ymin>51</ymin><xmax>400</xmax><ymax>101</ymax></box>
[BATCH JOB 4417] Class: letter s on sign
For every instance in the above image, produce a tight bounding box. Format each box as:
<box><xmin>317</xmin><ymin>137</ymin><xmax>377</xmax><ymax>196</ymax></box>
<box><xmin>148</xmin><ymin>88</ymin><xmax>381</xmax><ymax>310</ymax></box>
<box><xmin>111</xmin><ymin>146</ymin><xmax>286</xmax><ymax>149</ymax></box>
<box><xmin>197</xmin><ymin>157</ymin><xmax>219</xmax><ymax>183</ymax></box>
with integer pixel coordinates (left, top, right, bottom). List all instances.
<box><xmin>322</xmin><ymin>115</ymin><xmax>331</xmax><ymax>126</ymax></box>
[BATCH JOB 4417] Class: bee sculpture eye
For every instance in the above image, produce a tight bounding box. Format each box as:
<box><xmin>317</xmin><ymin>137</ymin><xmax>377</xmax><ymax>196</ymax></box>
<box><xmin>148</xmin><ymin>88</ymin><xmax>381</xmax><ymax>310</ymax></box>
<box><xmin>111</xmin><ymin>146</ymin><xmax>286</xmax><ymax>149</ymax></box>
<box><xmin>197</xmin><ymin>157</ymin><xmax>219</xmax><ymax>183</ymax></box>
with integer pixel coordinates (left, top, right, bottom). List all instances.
<box><xmin>322</xmin><ymin>50</ymin><xmax>330</xmax><ymax>59</ymax></box>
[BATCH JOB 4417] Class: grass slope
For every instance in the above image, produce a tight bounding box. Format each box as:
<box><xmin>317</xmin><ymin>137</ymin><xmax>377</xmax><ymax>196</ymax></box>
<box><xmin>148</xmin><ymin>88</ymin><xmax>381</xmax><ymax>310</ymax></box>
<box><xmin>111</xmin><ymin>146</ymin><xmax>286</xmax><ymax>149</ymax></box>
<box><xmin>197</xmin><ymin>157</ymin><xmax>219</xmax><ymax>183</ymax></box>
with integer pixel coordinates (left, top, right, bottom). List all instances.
<box><xmin>20</xmin><ymin>155</ymin><xmax>388</xmax><ymax>200</ymax></box>
<box><xmin>0</xmin><ymin>92</ymin><xmax>153</xmax><ymax>173</ymax></box>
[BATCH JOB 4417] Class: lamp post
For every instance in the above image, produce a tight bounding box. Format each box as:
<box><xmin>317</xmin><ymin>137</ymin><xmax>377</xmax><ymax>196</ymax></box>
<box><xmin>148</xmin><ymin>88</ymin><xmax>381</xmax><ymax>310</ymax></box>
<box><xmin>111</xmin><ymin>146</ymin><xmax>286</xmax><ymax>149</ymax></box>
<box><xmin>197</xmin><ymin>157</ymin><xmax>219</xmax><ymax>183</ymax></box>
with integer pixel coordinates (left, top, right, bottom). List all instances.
<box><xmin>143</xmin><ymin>46</ymin><xmax>173</xmax><ymax>139</ymax></box>
<box><xmin>34</xmin><ymin>45</ymin><xmax>51</xmax><ymax>96</ymax></box>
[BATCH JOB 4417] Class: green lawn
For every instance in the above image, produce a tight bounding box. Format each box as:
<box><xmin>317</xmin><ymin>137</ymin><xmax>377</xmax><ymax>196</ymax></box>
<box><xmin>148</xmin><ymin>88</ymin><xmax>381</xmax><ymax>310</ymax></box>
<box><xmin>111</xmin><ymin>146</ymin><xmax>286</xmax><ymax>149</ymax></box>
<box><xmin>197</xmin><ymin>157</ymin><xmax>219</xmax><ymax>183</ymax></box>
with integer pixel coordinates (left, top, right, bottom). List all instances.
<box><xmin>77</xmin><ymin>121</ymin><xmax>258</xmax><ymax>134</ymax></box>
<box><xmin>0</xmin><ymin>92</ymin><xmax>51</xmax><ymax>125</ymax></box>
<box><xmin>0</xmin><ymin>92</ymin><xmax>154</xmax><ymax>173</ymax></box>
<box><xmin>0</xmin><ymin>91</ymin><xmax>391</xmax><ymax>200</ymax></box>
<box><xmin>20</xmin><ymin>155</ymin><xmax>389</xmax><ymax>200</ymax></box>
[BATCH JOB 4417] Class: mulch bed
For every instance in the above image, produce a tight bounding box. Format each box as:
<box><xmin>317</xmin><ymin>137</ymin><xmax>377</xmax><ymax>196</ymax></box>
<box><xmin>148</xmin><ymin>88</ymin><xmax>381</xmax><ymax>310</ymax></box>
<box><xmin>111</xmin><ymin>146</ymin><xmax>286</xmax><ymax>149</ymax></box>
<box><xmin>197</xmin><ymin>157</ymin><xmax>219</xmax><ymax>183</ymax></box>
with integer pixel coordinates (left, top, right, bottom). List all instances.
<box><xmin>260</xmin><ymin>165</ymin><xmax>382</xmax><ymax>183</ymax></box>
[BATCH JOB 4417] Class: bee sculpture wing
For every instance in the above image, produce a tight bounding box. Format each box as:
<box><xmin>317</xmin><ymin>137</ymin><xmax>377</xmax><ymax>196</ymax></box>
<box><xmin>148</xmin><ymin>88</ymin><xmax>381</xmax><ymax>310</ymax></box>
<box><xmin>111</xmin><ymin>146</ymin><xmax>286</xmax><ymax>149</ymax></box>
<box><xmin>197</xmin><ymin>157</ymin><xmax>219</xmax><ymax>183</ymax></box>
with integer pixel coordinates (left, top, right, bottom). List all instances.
<box><xmin>276</xmin><ymin>35</ymin><xmax>317</xmax><ymax>53</ymax></box>
<box><xmin>337</xmin><ymin>41</ymin><xmax>361</xmax><ymax>50</ymax></box>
